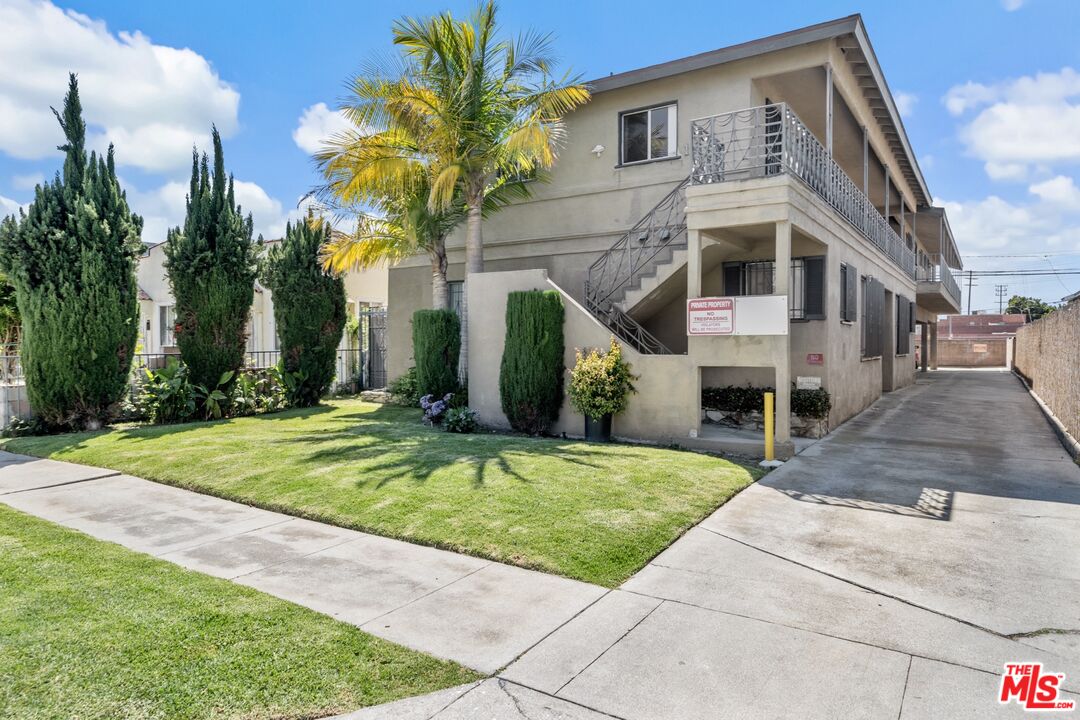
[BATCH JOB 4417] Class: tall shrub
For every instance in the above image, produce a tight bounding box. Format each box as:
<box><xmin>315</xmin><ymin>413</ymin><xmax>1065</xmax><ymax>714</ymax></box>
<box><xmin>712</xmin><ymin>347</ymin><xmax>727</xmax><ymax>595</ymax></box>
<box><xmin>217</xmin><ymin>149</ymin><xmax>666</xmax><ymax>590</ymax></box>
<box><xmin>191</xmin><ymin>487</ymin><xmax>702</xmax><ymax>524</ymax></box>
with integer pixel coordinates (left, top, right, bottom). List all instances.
<box><xmin>499</xmin><ymin>290</ymin><xmax>564</xmax><ymax>434</ymax></box>
<box><xmin>0</xmin><ymin>74</ymin><xmax>142</xmax><ymax>429</ymax></box>
<box><xmin>261</xmin><ymin>218</ymin><xmax>346</xmax><ymax>406</ymax></box>
<box><xmin>412</xmin><ymin>309</ymin><xmax>459</xmax><ymax>399</ymax></box>
<box><xmin>165</xmin><ymin>128</ymin><xmax>257</xmax><ymax>393</ymax></box>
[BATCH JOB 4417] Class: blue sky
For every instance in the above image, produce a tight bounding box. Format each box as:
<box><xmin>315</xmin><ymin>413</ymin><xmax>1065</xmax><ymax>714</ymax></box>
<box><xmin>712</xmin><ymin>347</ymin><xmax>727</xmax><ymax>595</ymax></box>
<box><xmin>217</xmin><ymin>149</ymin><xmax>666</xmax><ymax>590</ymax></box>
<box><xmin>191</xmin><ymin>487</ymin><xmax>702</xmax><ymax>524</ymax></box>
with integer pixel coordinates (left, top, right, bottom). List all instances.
<box><xmin>1</xmin><ymin>0</ymin><xmax>1078</xmax><ymax>311</ymax></box>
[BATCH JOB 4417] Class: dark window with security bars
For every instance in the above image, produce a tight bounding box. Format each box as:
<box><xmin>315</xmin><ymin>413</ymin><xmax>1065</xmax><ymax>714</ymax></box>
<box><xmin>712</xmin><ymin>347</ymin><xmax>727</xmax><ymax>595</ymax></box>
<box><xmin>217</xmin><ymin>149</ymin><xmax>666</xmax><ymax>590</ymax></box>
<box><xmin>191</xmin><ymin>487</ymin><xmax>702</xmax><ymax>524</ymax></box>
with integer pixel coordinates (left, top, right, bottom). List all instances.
<box><xmin>840</xmin><ymin>263</ymin><xmax>858</xmax><ymax>322</ymax></box>
<box><xmin>722</xmin><ymin>257</ymin><xmax>825</xmax><ymax>320</ymax></box>
<box><xmin>895</xmin><ymin>295</ymin><xmax>914</xmax><ymax>355</ymax></box>
<box><xmin>448</xmin><ymin>281</ymin><xmax>464</xmax><ymax>317</ymax></box>
<box><xmin>861</xmin><ymin>276</ymin><xmax>885</xmax><ymax>358</ymax></box>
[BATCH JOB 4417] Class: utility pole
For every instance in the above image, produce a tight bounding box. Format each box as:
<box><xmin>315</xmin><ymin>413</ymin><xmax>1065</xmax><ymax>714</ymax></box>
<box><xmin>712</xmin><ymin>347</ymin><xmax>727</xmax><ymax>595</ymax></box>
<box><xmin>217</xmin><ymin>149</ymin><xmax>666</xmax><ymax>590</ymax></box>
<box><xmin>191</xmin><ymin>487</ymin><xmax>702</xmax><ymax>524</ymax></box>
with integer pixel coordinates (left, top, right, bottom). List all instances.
<box><xmin>995</xmin><ymin>284</ymin><xmax>1008</xmax><ymax>314</ymax></box>
<box><xmin>966</xmin><ymin>270</ymin><xmax>977</xmax><ymax>315</ymax></box>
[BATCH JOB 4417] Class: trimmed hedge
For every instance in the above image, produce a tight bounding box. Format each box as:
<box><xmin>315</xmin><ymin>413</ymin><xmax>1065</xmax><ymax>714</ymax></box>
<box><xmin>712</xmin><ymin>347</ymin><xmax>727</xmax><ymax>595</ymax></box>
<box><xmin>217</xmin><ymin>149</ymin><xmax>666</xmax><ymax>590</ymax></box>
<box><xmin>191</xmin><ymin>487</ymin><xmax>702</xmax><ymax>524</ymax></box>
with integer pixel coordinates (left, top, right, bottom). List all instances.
<box><xmin>499</xmin><ymin>290</ymin><xmax>565</xmax><ymax>434</ymax></box>
<box><xmin>702</xmin><ymin>384</ymin><xmax>831</xmax><ymax>420</ymax></box>
<box><xmin>412</xmin><ymin>309</ymin><xmax>460</xmax><ymax>399</ymax></box>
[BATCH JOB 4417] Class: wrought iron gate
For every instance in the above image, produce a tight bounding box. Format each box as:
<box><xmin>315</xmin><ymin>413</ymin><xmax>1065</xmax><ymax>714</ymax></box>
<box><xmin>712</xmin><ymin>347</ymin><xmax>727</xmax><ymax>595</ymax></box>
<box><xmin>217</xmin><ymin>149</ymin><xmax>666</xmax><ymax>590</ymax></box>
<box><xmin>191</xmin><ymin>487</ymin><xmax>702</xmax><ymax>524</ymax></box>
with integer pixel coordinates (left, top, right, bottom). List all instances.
<box><xmin>358</xmin><ymin>309</ymin><xmax>387</xmax><ymax>389</ymax></box>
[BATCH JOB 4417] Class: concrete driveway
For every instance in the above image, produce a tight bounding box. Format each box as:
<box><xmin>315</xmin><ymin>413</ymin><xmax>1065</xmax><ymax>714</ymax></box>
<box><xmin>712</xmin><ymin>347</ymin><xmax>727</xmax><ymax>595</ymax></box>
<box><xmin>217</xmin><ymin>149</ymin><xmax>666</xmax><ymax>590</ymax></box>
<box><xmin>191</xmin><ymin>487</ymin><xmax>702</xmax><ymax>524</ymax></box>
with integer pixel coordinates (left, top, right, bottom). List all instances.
<box><xmin>427</xmin><ymin>370</ymin><xmax>1079</xmax><ymax>720</ymax></box>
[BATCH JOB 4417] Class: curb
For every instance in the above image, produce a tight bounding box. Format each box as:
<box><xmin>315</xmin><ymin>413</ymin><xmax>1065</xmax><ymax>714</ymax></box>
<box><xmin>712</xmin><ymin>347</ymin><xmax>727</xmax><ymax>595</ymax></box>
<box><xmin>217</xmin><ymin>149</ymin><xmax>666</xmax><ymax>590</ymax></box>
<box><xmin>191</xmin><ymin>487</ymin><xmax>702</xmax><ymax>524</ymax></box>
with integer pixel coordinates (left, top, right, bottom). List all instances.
<box><xmin>1013</xmin><ymin>370</ymin><xmax>1080</xmax><ymax>464</ymax></box>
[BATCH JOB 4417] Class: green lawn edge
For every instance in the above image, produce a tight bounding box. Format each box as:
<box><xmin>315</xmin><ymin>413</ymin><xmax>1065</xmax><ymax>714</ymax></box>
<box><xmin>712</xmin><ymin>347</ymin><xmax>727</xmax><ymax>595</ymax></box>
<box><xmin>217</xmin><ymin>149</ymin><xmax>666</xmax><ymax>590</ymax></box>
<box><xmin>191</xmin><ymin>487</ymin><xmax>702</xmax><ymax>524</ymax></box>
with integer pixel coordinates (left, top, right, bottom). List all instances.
<box><xmin>0</xmin><ymin>503</ymin><xmax>481</xmax><ymax>720</ymax></box>
<box><xmin>3</xmin><ymin>400</ymin><xmax>763</xmax><ymax>588</ymax></box>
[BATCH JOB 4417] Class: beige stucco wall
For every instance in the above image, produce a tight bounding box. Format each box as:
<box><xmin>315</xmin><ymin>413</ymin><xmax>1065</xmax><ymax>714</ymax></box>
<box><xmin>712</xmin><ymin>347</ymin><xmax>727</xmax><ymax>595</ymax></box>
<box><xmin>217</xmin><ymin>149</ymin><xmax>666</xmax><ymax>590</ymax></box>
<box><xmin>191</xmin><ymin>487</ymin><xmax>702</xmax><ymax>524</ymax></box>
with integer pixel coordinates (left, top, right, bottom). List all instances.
<box><xmin>467</xmin><ymin>270</ymin><xmax>699</xmax><ymax>443</ymax></box>
<box><xmin>1014</xmin><ymin>302</ymin><xmax>1080</xmax><ymax>438</ymax></box>
<box><xmin>387</xmin><ymin>38</ymin><xmax>928</xmax><ymax>430</ymax></box>
<box><xmin>137</xmin><ymin>242</ymin><xmax>388</xmax><ymax>355</ymax></box>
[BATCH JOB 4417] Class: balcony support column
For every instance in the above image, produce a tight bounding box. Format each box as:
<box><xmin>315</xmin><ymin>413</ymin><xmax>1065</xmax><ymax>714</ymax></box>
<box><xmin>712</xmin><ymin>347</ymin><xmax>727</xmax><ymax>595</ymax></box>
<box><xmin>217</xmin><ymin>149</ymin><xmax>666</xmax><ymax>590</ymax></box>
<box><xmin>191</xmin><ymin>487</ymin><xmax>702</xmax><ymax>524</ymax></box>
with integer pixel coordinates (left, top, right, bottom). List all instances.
<box><xmin>774</xmin><ymin>220</ymin><xmax>792</xmax><ymax>445</ymax></box>
<box><xmin>687</xmin><ymin>228</ymin><xmax>702</xmax><ymax>299</ymax></box>
<box><xmin>884</xmin><ymin>167</ymin><xmax>891</xmax><ymax>221</ymax></box>
<box><xmin>861</xmin><ymin>126</ymin><xmax>869</xmax><ymax>195</ymax></box>
<box><xmin>825</xmin><ymin>64</ymin><xmax>834</xmax><ymax>156</ymax></box>
<box><xmin>920</xmin><ymin>321</ymin><xmax>929</xmax><ymax>372</ymax></box>
<box><xmin>929</xmin><ymin>321</ymin><xmax>939</xmax><ymax>370</ymax></box>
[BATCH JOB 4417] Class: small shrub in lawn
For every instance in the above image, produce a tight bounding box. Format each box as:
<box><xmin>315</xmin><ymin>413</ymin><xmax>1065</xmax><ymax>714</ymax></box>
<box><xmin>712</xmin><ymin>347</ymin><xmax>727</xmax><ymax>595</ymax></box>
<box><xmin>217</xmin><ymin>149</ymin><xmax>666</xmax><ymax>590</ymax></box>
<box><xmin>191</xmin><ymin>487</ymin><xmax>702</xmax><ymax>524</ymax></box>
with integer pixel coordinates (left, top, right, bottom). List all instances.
<box><xmin>444</xmin><ymin>407</ymin><xmax>479</xmax><ymax>433</ymax></box>
<box><xmin>420</xmin><ymin>393</ymin><xmax>453</xmax><ymax>426</ymax></box>
<box><xmin>499</xmin><ymin>290</ymin><xmax>564</xmax><ymax>435</ymax></box>
<box><xmin>412</xmin><ymin>309</ymin><xmax>460</xmax><ymax>399</ymax></box>
<box><xmin>388</xmin><ymin>367</ymin><xmax>421</xmax><ymax>406</ymax></box>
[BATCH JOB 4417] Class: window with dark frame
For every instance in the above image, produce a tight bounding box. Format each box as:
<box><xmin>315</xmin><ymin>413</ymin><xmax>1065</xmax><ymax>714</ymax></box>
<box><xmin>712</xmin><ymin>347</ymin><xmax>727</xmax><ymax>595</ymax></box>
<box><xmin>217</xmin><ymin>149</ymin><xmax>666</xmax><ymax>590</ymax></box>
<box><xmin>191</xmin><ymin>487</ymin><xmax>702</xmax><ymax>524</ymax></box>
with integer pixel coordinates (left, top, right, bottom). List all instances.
<box><xmin>722</xmin><ymin>256</ymin><xmax>825</xmax><ymax>321</ymax></box>
<box><xmin>620</xmin><ymin>103</ymin><xmax>677</xmax><ymax>164</ymax></box>
<box><xmin>895</xmin><ymin>296</ymin><xmax>914</xmax><ymax>355</ymax></box>
<box><xmin>861</xmin><ymin>276</ymin><xmax>885</xmax><ymax>358</ymax></box>
<box><xmin>448</xmin><ymin>281</ymin><xmax>464</xmax><ymax>317</ymax></box>
<box><xmin>840</xmin><ymin>263</ymin><xmax>857</xmax><ymax>322</ymax></box>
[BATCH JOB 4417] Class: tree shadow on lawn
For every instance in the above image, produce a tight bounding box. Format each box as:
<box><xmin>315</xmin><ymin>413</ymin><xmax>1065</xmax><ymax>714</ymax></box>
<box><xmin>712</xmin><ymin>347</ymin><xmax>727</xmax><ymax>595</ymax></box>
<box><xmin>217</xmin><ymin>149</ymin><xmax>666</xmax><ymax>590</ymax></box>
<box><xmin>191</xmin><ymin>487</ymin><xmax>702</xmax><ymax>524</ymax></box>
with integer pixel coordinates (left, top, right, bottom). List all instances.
<box><xmin>287</xmin><ymin>419</ymin><xmax>610</xmax><ymax>490</ymax></box>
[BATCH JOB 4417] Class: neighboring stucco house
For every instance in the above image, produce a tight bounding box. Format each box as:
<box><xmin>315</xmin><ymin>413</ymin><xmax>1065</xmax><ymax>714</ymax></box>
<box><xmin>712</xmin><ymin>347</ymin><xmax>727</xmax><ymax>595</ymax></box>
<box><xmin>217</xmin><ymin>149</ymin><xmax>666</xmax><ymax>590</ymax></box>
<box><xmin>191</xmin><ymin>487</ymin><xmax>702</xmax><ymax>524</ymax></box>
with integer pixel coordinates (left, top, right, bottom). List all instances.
<box><xmin>386</xmin><ymin>15</ymin><xmax>963</xmax><ymax>455</ymax></box>
<box><xmin>136</xmin><ymin>240</ymin><xmax>388</xmax><ymax>356</ymax></box>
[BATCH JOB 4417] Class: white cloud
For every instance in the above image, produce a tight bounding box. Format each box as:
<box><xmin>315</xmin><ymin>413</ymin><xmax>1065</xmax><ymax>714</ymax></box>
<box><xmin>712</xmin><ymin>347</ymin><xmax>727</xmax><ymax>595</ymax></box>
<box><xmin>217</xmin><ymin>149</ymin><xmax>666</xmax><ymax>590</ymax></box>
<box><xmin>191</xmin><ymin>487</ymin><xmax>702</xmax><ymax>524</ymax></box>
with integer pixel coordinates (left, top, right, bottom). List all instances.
<box><xmin>12</xmin><ymin>172</ymin><xmax>44</xmax><ymax>190</ymax></box>
<box><xmin>944</xmin><ymin>68</ymin><xmax>1080</xmax><ymax>180</ymax></box>
<box><xmin>1029</xmin><ymin>175</ymin><xmax>1080</xmax><ymax>208</ymax></box>
<box><xmin>124</xmin><ymin>177</ymin><xmax>306</xmax><ymax>244</ymax></box>
<box><xmin>0</xmin><ymin>195</ymin><xmax>28</xmax><ymax>217</ymax></box>
<box><xmin>0</xmin><ymin>0</ymin><xmax>239</xmax><ymax>172</ymax></box>
<box><xmin>1001</xmin><ymin>0</ymin><xmax>1026</xmax><ymax>10</ymax></box>
<box><xmin>894</xmin><ymin>92</ymin><xmax>917</xmax><ymax>117</ymax></box>
<box><xmin>293</xmin><ymin>102</ymin><xmax>352</xmax><ymax>155</ymax></box>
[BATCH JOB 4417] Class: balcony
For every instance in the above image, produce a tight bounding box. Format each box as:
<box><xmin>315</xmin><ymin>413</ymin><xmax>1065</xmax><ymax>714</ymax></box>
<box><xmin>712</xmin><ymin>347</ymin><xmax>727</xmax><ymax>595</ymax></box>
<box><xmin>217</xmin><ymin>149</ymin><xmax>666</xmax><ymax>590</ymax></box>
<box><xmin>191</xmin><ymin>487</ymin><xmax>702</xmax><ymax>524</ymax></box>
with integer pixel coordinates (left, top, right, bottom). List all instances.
<box><xmin>916</xmin><ymin>253</ymin><xmax>963</xmax><ymax>314</ymax></box>
<box><xmin>690</xmin><ymin>103</ymin><xmax>916</xmax><ymax>279</ymax></box>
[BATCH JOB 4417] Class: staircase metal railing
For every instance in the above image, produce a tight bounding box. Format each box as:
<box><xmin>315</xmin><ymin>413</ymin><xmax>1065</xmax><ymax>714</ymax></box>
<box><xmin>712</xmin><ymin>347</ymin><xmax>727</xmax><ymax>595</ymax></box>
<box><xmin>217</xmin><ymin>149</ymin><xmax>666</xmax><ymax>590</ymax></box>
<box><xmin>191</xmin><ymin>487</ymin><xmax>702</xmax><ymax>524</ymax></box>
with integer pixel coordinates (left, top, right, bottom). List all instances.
<box><xmin>583</xmin><ymin>178</ymin><xmax>691</xmax><ymax>354</ymax></box>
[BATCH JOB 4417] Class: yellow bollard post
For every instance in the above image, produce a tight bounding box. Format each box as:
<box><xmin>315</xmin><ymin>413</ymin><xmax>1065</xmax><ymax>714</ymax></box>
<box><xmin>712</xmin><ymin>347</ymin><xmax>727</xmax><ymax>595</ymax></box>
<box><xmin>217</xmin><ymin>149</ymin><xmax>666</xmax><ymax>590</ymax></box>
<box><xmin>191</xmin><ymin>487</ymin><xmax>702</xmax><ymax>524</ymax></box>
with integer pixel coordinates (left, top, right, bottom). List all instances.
<box><xmin>764</xmin><ymin>391</ymin><xmax>775</xmax><ymax>462</ymax></box>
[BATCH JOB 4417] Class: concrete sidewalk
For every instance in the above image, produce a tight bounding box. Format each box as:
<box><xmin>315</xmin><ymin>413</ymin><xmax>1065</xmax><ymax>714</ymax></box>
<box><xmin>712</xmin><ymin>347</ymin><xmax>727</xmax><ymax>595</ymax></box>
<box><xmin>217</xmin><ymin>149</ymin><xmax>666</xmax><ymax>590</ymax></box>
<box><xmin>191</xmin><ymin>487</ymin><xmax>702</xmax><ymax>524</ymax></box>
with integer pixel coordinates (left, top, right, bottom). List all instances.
<box><xmin>342</xmin><ymin>370</ymin><xmax>1080</xmax><ymax>719</ymax></box>
<box><xmin>0</xmin><ymin>453</ymin><xmax>605</xmax><ymax>675</ymax></box>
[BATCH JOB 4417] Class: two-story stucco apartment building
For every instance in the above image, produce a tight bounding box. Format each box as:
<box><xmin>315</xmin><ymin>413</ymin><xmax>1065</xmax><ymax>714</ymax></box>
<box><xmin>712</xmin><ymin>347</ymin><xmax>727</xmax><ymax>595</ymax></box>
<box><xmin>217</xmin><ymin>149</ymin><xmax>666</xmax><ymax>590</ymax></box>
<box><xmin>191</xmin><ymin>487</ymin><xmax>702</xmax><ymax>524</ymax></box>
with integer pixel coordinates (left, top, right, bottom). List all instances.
<box><xmin>386</xmin><ymin>15</ymin><xmax>963</xmax><ymax>456</ymax></box>
<box><xmin>136</xmin><ymin>240</ymin><xmax>388</xmax><ymax>356</ymax></box>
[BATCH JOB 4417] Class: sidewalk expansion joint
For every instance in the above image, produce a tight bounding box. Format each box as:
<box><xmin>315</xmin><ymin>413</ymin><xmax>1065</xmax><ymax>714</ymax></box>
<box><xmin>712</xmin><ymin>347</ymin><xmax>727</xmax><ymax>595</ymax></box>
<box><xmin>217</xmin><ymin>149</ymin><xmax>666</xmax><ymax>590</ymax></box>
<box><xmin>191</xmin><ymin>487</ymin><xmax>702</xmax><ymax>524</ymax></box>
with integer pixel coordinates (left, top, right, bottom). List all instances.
<box><xmin>1</xmin><ymin>471</ymin><xmax>120</xmax><ymax>495</ymax></box>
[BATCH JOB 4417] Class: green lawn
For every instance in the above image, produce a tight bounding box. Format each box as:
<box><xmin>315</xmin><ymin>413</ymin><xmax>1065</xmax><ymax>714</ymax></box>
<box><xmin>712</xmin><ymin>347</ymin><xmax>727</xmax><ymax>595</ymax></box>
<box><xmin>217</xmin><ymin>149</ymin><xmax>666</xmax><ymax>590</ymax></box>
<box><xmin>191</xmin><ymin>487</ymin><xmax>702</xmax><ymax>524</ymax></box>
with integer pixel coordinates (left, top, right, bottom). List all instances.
<box><xmin>0</xmin><ymin>504</ymin><xmax>479</xmax><ymax>720</ymax></box>
<box><xmin>4</xmin><ymin>400</ymin><xmax>759</xmax><ymax>587</ymax></box>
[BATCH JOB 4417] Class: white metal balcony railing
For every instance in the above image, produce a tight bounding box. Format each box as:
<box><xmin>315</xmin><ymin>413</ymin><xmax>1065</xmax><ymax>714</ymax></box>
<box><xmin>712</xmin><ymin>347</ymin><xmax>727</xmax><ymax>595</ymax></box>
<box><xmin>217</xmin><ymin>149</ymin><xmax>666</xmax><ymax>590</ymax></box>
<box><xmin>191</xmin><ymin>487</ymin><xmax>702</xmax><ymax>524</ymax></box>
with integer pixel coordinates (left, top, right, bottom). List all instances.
<box><xmin>690</xmin><ymin>103</ymin><xmax>919</xmax><ymax>280</ymax></box>
<box><xmin>916</xmin><ymin>252</ymin><xmax>962</xmax><ymax>307</ymax></box>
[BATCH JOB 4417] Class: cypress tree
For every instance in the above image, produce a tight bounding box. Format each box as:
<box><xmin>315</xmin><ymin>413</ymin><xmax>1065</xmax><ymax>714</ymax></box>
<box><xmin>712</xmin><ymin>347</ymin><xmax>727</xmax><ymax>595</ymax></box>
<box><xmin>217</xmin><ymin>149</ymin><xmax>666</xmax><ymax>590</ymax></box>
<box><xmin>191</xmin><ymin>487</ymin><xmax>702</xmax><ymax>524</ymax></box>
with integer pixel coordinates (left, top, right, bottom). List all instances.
<box><xmin>0</xmin><ymin>74</ymin><xmax>143</xmax><ymax>429</ymax></box>
<box><xmin>499</xmin><ymin>290</ymin><xmax>564</xmax><ymax>435</ymax></box>
<box><xmin>412</xmin><ymin>309</ymin><xmax>460</xmax><ymax>400</ymax></box>
<box><xmin>261</xmin><ymin>217</ymin><xmax>346</xmax><ymax>406</ymax></box>
<box><xmin>165</xmin><ymin>127</ymin><xmax>257</xmax><ymax>393</ymax></box>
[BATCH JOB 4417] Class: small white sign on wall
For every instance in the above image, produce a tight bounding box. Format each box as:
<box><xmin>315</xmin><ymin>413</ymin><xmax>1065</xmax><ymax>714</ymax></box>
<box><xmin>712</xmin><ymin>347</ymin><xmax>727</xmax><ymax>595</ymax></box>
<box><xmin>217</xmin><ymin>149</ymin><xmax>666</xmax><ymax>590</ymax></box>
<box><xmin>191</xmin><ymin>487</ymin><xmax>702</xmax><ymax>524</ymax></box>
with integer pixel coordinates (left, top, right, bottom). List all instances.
<box><xmin>796</xmin><ymin>376</ymin><xmax>822</xmax><ymax>390</ymax></box>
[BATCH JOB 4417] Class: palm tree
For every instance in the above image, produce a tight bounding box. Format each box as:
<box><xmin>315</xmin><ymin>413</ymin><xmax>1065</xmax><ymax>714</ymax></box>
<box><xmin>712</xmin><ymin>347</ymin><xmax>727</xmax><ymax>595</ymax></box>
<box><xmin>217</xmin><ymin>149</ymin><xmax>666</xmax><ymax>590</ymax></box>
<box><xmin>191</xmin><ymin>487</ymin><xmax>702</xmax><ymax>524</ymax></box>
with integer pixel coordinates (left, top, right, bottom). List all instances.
<box><xmin>342</xmin><ymin>1</ymin><xmax>589</xmax><ymax>373</ymax></box>
<box><xmin>318</xmin><ymin>181</ymin><xmax>459</xmax><ymax>311</ymax></box>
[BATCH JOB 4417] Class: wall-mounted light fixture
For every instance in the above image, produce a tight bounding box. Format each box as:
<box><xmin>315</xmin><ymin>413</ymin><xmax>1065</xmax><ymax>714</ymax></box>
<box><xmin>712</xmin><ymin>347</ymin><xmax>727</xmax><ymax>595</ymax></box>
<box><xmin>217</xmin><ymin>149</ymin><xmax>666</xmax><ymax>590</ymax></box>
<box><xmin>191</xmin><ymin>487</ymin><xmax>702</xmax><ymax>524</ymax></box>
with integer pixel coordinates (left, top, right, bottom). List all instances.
<box><xmin>591</xmin><ymin>144</ymin><xmax>605</xmax><ymax>158</ymax></box>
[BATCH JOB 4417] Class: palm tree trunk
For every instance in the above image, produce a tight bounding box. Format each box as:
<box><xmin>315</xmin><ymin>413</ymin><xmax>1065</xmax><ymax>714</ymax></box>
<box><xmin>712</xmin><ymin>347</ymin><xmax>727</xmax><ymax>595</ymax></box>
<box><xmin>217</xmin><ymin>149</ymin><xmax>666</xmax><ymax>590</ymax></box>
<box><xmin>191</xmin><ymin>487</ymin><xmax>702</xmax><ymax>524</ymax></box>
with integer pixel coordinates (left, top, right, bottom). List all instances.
<box><xmin>430</xmin><ymin>239</ymin><xmax>449</xmax><ymax>311</ymax></box>
<box><xmin>459</xmin><ymin>187</ymin><xmax>485</xmax><ymax>382</ymax></box>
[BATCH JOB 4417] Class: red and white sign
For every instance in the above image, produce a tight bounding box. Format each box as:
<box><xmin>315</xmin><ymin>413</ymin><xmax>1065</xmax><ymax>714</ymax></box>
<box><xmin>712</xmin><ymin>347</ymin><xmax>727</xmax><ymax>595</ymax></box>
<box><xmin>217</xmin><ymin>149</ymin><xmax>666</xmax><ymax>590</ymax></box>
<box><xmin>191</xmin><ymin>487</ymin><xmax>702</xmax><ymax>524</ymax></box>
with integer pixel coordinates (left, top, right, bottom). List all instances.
<box><xmin>687</xmin><ymin>297</ymin><xmax>734</xmax><ymax>335</ymax></box>
<box><xmin>999</xmin><ymin>663</ymin><xmax>1074</xmax><ymax>711</ymax></box>
<box><xmin>807</xmin><ymin>353</ymin><xmax>825</xmax><ymax>365</ymax></box>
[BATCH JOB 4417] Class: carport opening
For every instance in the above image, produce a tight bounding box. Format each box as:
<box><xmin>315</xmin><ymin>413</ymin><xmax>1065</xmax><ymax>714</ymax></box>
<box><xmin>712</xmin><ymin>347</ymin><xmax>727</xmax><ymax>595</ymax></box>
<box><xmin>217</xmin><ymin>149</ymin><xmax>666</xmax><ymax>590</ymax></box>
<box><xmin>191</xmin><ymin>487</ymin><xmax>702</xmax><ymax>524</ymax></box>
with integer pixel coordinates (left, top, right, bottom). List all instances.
<box><xmin>699</xmin><ymin>366</ymin><xmax>776</xmax><ymax>443</ymax></box>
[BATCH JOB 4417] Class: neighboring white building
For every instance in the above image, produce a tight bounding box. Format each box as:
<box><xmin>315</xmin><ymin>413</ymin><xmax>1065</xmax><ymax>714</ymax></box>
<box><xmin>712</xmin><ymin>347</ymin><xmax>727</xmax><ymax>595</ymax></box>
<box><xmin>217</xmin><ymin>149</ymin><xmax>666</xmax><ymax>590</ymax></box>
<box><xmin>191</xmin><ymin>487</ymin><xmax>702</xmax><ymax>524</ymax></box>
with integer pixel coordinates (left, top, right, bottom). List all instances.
<box><xmin>137</xmin><ymin>240</ymin><xmax>388</xmax><ymax>356</ymax></box>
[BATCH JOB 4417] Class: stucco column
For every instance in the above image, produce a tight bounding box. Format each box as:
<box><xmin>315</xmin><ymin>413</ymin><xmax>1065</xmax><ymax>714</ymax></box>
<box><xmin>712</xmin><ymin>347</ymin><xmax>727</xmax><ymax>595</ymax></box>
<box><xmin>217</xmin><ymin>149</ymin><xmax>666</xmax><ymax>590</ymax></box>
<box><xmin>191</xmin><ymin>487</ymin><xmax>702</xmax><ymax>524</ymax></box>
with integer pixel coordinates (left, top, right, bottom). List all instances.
<box><xmin>774</xmin><ymin>220</ymin><xmax>792</xmax><ymax>444</ymax></box>
<box><xmin>920</xmin><ymin>321</ymin><xmax>929</xmax><ymax>372</ymax></box>
<box><xmin>929</xmin><ymin>321</ymin><xmax>939</xmax><ymax>370</ymax></box>
<box><xmin>687</xmin><ymin>228</ymin><xmax>702</xmax><ymax>298</ymax></box>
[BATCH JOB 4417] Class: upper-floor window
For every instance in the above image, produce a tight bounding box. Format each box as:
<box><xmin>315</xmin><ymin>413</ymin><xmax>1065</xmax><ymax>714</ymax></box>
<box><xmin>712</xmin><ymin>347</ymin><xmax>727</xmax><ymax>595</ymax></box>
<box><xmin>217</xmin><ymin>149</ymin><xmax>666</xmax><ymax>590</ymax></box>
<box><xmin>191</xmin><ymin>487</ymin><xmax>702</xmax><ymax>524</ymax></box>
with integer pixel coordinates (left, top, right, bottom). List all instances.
<box><xmin>158</xmin><ymin>305</ymin><xmax>175</xmax><ymax>347</ymax></box>
<box><xmin>620</xmin><ymin>103</ymin><xmax>677</xmax><ymax>164</ymax></box>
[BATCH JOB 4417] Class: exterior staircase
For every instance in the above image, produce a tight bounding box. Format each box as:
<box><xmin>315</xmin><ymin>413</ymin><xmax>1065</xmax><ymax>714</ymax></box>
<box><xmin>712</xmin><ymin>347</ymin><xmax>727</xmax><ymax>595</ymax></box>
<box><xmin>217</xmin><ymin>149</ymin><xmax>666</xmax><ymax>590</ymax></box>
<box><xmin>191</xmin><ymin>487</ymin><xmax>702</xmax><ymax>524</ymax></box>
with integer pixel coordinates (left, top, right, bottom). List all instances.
<box><xmin>584</xmin><ymin>177</ymin><xmax>690</xmax><ymax>354</ymax></box>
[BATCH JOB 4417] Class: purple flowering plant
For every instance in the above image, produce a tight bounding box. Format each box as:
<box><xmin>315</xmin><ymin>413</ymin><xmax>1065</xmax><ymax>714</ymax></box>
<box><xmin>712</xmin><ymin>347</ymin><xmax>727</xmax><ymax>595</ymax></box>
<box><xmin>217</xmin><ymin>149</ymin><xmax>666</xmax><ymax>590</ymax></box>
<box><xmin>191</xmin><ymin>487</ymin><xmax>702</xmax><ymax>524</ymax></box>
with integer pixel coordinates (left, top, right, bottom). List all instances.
<box><xmin>419</xmin><ymin>393</ymin><xmax>454</xmax><ymax>425</ymax></box>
